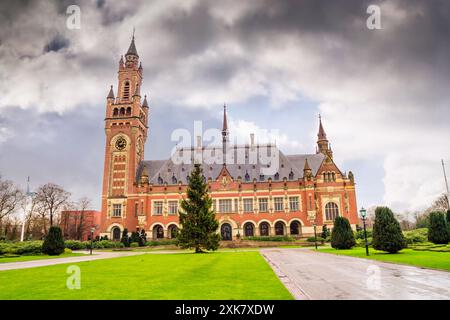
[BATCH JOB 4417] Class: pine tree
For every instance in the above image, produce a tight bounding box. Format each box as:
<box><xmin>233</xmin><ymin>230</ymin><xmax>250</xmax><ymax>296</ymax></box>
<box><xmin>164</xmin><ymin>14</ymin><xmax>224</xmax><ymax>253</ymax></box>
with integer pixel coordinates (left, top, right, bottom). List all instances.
<box><xmin>177</xmin><ymin>164</ymin><xmax>220</xmax><ymax>253</ymax></box>
<box><xmin>372</xmin><ymin>207</ymin><xmax>406</xmax><ymax>253</ymax></box>
<box><xmin>42</xmin><ymin>226</ymin><xmax>65</xmax><ymax>256</ymax></box>
<box><xmin>321</xmin><ymin>225</ymin><xmax>330</xmax><ymax>239</ymax></box>
<box><xmin>428</xmin><ymin>211</ymin><xmax>448</xmax><ymax>244</ymax></box>
<box><xmin>121</xmin><ymin>228</ymin><xmax>130</xmax><ymax>247</ymax></box>
<box><xmin>331</xmin><ymin>217</ymin><xmax>355</xmax><ymax>249</ymax></box>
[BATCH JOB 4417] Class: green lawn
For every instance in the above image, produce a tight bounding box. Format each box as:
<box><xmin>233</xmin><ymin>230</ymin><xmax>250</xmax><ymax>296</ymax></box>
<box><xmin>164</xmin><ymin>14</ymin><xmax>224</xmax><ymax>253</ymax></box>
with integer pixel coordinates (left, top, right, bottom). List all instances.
<box><xmin>0</xmin><ymin>251</ymin><xmax>293</xmax><ymax>300</ymax></box>
<box><xmin>0</xmin><ymin>253</ymin><xmax>85</xmax><ymax>264</ymax></box>
<box><xmin>320</xmin><ymin>247</ymin><xmax>450</xmax><ymax>271</ymax></box>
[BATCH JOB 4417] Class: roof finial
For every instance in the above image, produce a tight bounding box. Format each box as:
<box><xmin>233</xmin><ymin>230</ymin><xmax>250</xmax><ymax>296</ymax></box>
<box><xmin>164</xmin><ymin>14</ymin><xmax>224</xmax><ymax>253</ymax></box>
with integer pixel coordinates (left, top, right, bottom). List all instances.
<box><xmin>317</xmin><ymin>113</ymin><xmax>327</xmax><ymax>140</ymax></box>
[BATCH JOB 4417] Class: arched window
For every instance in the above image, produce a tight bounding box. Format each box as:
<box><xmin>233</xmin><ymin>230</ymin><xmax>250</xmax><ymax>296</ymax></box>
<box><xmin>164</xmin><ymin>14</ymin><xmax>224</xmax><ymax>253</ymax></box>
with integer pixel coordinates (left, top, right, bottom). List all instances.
<box><xmin>332</xmin><ymin>172</ymin><xmax>336</xmax><ymax>181</ymax></box>
<box><xmin>259</xmin><ymin>222</ymin><xmax>270</xmax><ymax>236</ymax></box>
<box><xmin>290</xmin><ymin>221</ymin><xmax>301</xmax><ymax>236</ymax></box>
<box><xmin>168</xmin><ymin>225</ymin><xmax>178</xmax><ymax>239</ymax></box>
<box><xmin>244</xmin><ymin>223</ymin><xmax>254</xmax><ymax>237</ymax></box>
<box><xmin>123</xmin><ymin>81</ymin><xmax>130</xmax><ymax>100</ymax></box>
<box><xmin>112</xmin><ymin>227</ymin><xmax>121</xmax><ymax>241</ymax></box>
<box><xmin>275</xmin><ymin>221</ymin><xmax>285</xmax><ymax>236</ymax></box>
<box><xmin>120</xmin><ymin>107</ymin><xmax>125</xmax><ymax>115</ymax></box>
<box><xmin>126</xmin><ymin>107</ymin><xmax>132</xmax><ymax>115</ymax></box>
<box><xmin>113</xmin><ymin>108</ymin><xmax>118</xmax><ymax>116</ymax></box>
<box><xmin>153</xmin><ymin>225</ymin><xmax>164</xmax><ymax>239</ymax></box>
<box><xmin>221</xmin><ymin>223</ymin><xmax>232</xmax><ymax>241</ymax></box>
<box><xmin>327</xmin><ymin>172</ymin><xmax>332</xmax><ymax>182</ymax></box>
<box><xmin>323</xmin><ymin>172</ymin><xmax>327</xmax><ymax>182</ymax></box>
<box><xmin>325</xmin><ymin>202</ymin><xmax>339</xmax><ymax>221</ymax></box>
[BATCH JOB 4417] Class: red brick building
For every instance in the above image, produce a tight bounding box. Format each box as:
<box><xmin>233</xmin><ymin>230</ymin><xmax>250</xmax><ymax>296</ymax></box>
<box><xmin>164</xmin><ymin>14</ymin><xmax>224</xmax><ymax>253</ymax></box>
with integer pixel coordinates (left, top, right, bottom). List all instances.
<box><xmin>99</xmin><ymin>37</ymin><xmax>358</xmax><ymax>241</ymax></box>
<box><xmin>61</xmin><ymin>210</ymin><xmax>101</xmax><ymax>241</ymax></box>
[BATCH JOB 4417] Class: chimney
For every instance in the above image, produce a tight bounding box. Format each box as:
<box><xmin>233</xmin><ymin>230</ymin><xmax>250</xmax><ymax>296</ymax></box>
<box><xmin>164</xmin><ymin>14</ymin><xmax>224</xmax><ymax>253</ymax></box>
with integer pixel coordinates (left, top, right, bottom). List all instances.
<box><xmin>250</xmin><ymin>133</ymin><xmax>255</xmax><ymax>150</ymax></box>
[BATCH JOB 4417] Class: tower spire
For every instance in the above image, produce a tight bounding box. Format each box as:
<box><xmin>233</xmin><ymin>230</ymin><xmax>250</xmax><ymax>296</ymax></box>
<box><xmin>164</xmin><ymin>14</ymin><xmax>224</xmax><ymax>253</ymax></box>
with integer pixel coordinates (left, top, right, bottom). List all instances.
<box><xmin>126</xmin><ymin>29</ymin><xmax>138</xmax><ymax>57</ymax></box>
<box><xmin>222</xmin><ymin>104</ymin><xmax>229</xmax><ymax>166</ymax></box>
<box><xmin>316</xmin><ymin>114</ymin><xmax>330</xmax><ymax>155</ymax></box>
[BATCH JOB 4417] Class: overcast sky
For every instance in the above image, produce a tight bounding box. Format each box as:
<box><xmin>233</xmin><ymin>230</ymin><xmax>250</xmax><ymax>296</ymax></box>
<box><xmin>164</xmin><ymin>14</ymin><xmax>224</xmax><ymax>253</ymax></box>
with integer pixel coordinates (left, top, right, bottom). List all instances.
<box><xmin>0</xmin><ymin>0</ymin><xmax>449</xmax><ymax>213</ymax></box>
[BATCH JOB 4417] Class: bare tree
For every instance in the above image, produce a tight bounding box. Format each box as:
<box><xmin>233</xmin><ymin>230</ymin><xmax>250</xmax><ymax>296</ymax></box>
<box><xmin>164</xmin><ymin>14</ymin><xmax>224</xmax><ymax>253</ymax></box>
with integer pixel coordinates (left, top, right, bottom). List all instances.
<box><xmin>76</xmin><ymin>197</ymin><xmax>91</xmax><ymax>240</ymax></box>
<box><xmin>0</xmin><ymin>176</ymin><xmax>23</xmax><ymax>236</ymax></box>
<box><xmin>35</xmin><ymin>183</ymin><xmax>70</xmax><ymax>228</ymax></box>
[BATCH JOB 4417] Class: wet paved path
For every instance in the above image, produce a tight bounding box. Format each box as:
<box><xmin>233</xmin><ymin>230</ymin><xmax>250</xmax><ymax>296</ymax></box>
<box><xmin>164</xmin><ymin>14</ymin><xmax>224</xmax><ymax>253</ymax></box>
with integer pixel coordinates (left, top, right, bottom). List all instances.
<box><xmin>0</xmin><ymin>251</ymin><xmax>146</xmax><ymax>271</ymax></box>
<box><xmin>261</xmin><ymin>248</ymin><xmax>450</xmax><ymax>300</ymax></box>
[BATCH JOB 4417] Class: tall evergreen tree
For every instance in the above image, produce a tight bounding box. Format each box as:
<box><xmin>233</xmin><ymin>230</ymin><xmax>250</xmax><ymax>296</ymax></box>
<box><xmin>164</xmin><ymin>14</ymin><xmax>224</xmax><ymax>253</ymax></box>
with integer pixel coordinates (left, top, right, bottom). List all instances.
<box><xmin>177</xmin><ymin>164</ymin><xmax>220</xmax><ymax>253</ymax></box>
<box><xmin>42</xmin><ymin>226</ymin><xmax>65</xmax><ymax>256</ymax></box>
<box><xmin>331</xmin><ymin>217</ymin><xmax>355</xmax><ymax>249</ymax></box>
<box><xmin>428</xmin><ymin>211</ymin><xmax>448</xmax><ymax>244</ymax></box>
<box><xmin>372</xmin><ymin>207</ymin><xmax>406</xmax><ymax>253</ymax></box>
<box><xmin>321</xmin><ymin>225</ymin><xmax>330</xmax><ymax>239</ymax></box>
<box><xmin>121</xmin><ymin>228</ymin><xmax>130</xmax><ymax>247</ymax></box>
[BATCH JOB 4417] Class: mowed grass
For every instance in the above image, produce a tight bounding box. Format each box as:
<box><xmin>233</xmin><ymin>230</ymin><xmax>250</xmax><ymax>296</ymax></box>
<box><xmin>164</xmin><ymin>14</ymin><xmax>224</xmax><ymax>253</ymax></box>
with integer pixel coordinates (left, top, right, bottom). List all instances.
<box><xmin>0</xmin><ymin>253</ymin><xmax>84</xmax><ymax>264</ymax></box>
<box><xmin>320</xmin><ymin>247</ymin><xmax>450</xmax><ymax>271</ymax></box>
<box><xmin>0</xmin><ymin>251</ymin><xmax>293</xmax><ymax>300</ymax></box>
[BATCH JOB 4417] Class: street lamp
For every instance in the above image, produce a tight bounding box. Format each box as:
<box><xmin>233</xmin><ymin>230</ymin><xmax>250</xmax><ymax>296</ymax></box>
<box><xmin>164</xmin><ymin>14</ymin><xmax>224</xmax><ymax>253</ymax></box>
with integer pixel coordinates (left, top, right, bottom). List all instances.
<box><xmin>313</xmin><ymin>223</ymin><xmax>318</xmax><ymax>250</ymax></box>
<box><xmin>90</xmin><ymin>227</ymin><xmax>95</xmax><ymax>255</ymax></box>
<box><xmin>359</xmin><ymin>207</ymin><xmax>369</xmax><ymax>256</ymax></box>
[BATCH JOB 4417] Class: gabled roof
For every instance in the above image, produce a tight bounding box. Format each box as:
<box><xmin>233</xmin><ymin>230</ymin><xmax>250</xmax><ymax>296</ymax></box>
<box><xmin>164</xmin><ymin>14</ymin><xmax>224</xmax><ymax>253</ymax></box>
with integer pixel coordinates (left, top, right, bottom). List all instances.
<box><xmin>135</xmin><ymin>145</ymin><xmax>325</xmax><ymax>185</ymax></box>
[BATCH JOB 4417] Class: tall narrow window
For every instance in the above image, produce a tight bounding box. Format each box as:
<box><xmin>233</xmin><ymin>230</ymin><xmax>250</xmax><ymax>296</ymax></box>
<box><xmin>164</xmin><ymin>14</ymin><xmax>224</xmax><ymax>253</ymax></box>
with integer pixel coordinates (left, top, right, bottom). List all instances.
<box><xmin>289</xmin><ymin>197</ymin><xmax>299</xmax><ymax>211</ymax></box>
<box><xmin>243</xmin><ymin>198</ymin><xmax>253</xmax><ymax>213</ymax></box>
<box><xmin>153</xmin><ymin>201</ymin><xmax>163</xmax><ymax>215</ymax></box>
<box><xmin>123</xmin><ymin>81</ymin><xmax>130</xmax><ymax>100</ymax></box>
<box><xmin>259</xmin><ymin>198</ymin><xmax>268</xmax><ymax>212</ymax></box>
<box><xmin>325</xmin><ymin>202</ymin><xmax>339</xmax><ymax>221</ymax></box>
<box><xmin>274</xmin><ymin>197</ymin><xmax>284</xmax><ymax>211</ymax></box>
<box><xmin>168</xmin><ymin>201</ymin><xmax>178</xmax><ymax>215</ymax></box>
<box><xmin>112</xmin><ymin>204</ymin><xmax>122</xmax><ymax>217</ymax></box>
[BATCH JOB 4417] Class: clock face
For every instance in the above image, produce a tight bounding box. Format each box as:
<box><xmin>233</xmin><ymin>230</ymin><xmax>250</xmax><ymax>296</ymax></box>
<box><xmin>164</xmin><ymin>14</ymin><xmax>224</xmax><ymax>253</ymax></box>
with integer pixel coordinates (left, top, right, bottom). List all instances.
<box><xmin>115</xmin><ymin>137</ymin><xmax>127</xmax><ymax>151</ymax></box>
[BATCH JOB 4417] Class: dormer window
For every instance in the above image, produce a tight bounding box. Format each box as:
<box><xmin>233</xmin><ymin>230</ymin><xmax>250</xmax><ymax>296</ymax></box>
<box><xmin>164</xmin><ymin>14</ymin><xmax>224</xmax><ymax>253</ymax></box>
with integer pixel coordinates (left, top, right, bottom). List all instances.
<box><xmin>289</xmin><ymin>170</ymin><xmax>294</xmax><ymax>180</ymax></box>
<box><xmin>245</xmin><ymin>171</ymin><xmax>250</xmax><ymax>182</ymax></box>
<box><xmin>172</xmin><ymin>175</ymin><xmax>177</xmax><ymax>184</ymax></box>
<box><xmin>259</xmin><ymin>174</ymin><xmax>264</xmax><ymax>181</ymax></box>
<box><xmin>274</xmin><ymin>172</ymin><xmax>279</xmax><ymax>181</ymax></box>
<box><xmin>157</xmin><ymin>175</ymin><xmax>163</xmax><ymax>184</ymax></box>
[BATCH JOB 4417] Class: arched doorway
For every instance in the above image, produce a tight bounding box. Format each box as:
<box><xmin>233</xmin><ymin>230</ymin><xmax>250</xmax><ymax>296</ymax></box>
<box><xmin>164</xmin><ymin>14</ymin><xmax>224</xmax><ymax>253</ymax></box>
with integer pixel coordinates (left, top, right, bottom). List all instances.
<box><xmin>290</xmin><ymin>221</ymin><xmax>301</xmax><ymax>236</ymax></box>
<box><xmin>275</xmin><ymin>221</ymin><xmax>285</xmax><ymax>236</ymax></box>
<box><xmin>153</xmin><ymin>225</ymin><xmax>164</xmax><ymax>239</ymax></box>
<box><xmin>244</xmin><ymin>222</ymin><xmax>254</xmax><ymax>237</ymax></box>
<box><xmin>221</xmin><ymin>223</ymin><xmax>232</xmax><ymax>241</ymax></box>
<box><xmin>112</xmin><ymin>227</ymin><xmax>121</xmax><ymax>241</ymax></box>
<box><xmin>168</xmin><ymin>225</ymin><xmax>178</xmax><ymax>239</ymax></box>
<box><xmin>259</xmin><ymin>222</ymin><xmax>270</xmax><ymax>236</ymax></box>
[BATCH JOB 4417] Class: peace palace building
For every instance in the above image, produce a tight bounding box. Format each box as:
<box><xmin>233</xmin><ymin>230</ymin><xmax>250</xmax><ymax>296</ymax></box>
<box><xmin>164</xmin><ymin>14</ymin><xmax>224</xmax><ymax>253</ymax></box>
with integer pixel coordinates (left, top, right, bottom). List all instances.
<box><xmin>99</xmin><ymin>37</ymin><xmax>359</xmax><ymax>241</ymax></box>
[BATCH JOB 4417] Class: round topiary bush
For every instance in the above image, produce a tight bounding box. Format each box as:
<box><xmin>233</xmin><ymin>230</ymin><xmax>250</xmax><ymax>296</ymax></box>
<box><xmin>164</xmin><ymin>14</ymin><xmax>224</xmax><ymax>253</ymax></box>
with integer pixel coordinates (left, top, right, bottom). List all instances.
<box><xmin>428</xmin><ymin>211</ymin><xmax>448</xmax><ymax>244</ymax></box>
<box><xmin>372</xmin><ymin>207</ymin><xmax>406</xmax><ymax>253</ymax></box>
<box><xmin>42</xmin><ymin>226</ymin><xmax>65</xmax><ymax>256</ymax></box>
<box><xmin>331</xmin><ymin>216</ymin><xmax>356</xmax><ymax>249</ymax></box>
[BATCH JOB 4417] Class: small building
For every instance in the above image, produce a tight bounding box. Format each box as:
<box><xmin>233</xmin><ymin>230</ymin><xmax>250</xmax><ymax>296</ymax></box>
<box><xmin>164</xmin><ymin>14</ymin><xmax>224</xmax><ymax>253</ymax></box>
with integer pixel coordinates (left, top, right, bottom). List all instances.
<box><xmin>60</xmin><ymin>210</ymin><xmax>101</xmax><ymax>241</ymax></box>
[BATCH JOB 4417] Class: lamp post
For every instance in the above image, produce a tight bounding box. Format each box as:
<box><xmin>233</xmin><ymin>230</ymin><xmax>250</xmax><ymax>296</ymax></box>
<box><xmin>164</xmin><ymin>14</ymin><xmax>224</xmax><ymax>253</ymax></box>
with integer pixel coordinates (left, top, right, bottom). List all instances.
<box><xmin>90</xmin><ymin>227</ymin><xmax>95</xmax><ymax>255</ymax></box>
<box><xmin>359</xmin><ymin>207</ymin><xmax>369</xmax><ymax>256</ymax></box>
<box><xmin>313</xmin><ymin>223</ymin><xmax>318</xmax><ymax>250</ymax></box>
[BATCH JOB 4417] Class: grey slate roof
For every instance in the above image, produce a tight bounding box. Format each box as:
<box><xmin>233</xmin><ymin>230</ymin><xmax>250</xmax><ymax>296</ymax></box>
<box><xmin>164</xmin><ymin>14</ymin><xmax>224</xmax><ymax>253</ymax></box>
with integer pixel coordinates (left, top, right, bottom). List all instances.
<box><xmin>136</xmin><ymin>145</ymin><xmax>325</xmax><ymax>185</ymax></box>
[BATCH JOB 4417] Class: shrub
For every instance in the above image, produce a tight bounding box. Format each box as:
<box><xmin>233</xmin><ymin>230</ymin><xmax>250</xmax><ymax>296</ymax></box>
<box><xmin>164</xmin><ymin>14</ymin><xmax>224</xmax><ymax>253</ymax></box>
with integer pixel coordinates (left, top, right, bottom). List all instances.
<box><xmin>355</xmin><ymin>229</ymin><xmax>373</xmax><ymax>240</ymax></box>
<box><xmin>64</xmin><ymin>248</ymin><xmax>72</xmax><ymax>254</ymax></box>
<box><xmin>42</xmin><ymin>226</ymin><xmax>65</xmax><ymax>256</ymax></box>
<box><xmin>64</xmin><ymin>240</ymin><xmax>86</xmax><ymax>250</ymax></box>
<box><xmin>331</xmin><ymin>216</ymin><xmax>356</xmax><ymax>249</ymax></box>
<box><xmin>403</xmin><ymin>228</ymin><xmax>428</xmax><ymax>244</ymax></box>
<box><xmin>356</xmin><ymin>237</ymin><xmax>372</xmax><ymax>247</ymax></box>
<box><xmin>428</xmin><ymin>211</ymin><xmax>448</xmax><ymax>244</ymax></box>
<box><xmin>130</xmin><ymin>232</ymin><xmax>140</xmax><ymax>244</ymax></box>
<box><xmin>242</xmin><ymin>236</ymin><xmax>295</xmax><ymax>242</ymax></box>
<box><xmin>372</xmin><ymin>207</ymin><xmax>406</xmax><ymax>253</ymax></box>
<box><xmin>306</xmin><ymin>236</ymin><xmax>325</xmax><ymax>243</ymax></box>
<box><xmin>139</xmin><ymin>230</ymin><xmax>147</xmax><ymax>247</ymax></box>
<box><xmin>130</xmin><ymin>242</ymin><xmax>139</xmax><ymax>248</ymax></box>
<box><xmin>0</xmin><ymin>241</ymin><xmax>43</xmax><ymax>255</ymax></box>
<box><xmin>321</xmin><ymin>225</ymin><xmax>330</xmax><ymax>239</ymax></box>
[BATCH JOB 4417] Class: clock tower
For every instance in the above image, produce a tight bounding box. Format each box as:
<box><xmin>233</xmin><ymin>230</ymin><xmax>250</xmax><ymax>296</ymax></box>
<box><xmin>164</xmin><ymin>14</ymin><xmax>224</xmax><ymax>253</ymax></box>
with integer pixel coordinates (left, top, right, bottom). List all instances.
<box><xmin>100</xmin><ymin>34</ymin><xmax>149</xmax><ymax>237</ymax></box>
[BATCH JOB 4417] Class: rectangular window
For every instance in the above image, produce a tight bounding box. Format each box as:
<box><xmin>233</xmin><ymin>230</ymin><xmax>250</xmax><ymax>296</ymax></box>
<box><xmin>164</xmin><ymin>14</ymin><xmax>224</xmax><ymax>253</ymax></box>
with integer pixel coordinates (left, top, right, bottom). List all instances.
<box><xmin>153</xmin><ymin>201</ymin><xmax>163</xmax><ymax>215</ymax></box>
<box><xmin>259</xmin><ymin>198</ymin><xmax>268</xmax><ymax>212</ymax></box>
<box><xmin>234</xmin><ymin>199</ymin><xmax>238</xmax><ymax>212</ymax></box>
<box><xmin>134</xmin><ymin>202</ymin><xmax>138</xmax><ymax>217</ymax></box>
<box><xmin>289</xmin><ymin>197</ymin><xmax>299</xmax><ymax>212</ymax></box>
<box><xmin>112</xmin><ymin>204</ymin><xmax>122</xmax><ymax>217</ymax></box>
<box><xmin>243</xmin><ymin>198</ymin><xmax>253</xmax><ymax>213</ymax></box>
<box><xmin>219</xmin><ymin>199</ymin><xmax>232</xmax><ymax>213</ymax></box>
<box><xmin>212</xmin><ymin>199</ymin><xmax>217</xmax><ymax>212</ymax></box>
<box><xmin>274</xmin><ymin>197</ymin><xmax>284</xmax><ymax>211</ymax></box>
<box><xmin>168</xmin><ymin>201</ymin><xmax>178</xmax><ymax>215</ymax></box>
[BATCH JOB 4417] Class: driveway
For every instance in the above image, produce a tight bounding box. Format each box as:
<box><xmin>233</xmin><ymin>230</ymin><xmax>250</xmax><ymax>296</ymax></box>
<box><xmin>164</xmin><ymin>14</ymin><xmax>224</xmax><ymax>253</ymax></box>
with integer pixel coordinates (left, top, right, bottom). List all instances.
<box><xmin>261</xmin><ymin>248</ymin><xmax>450</xmax><ymax>300</ymax></box>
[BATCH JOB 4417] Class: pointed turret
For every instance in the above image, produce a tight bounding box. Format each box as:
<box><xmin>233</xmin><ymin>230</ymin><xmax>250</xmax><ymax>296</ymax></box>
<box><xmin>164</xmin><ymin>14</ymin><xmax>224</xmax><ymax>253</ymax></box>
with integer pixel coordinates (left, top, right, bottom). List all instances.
<box><xmin>303</xmin><ymin>158</ymin><xmax>312</xmax><ymax>180</ymax></box>
<box><xmin>142</xmin><ymin>95</ymin><xmax>149</xmax><ymax>108</ymax></box>
<box><xmin>107</xmin><ymin>85</ymin><xmax>115</xmax><ymax>100</ymax></box>
<box><xmin>317</xmin><ymin>114</ymin><xmax>330</xmax><ymax>155</ymax></box>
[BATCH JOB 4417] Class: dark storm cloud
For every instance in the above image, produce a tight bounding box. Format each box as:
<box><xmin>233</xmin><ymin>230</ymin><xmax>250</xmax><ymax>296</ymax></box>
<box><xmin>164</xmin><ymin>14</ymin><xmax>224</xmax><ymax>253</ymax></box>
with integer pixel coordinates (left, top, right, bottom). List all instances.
<box><xmin>44</xmin><ymin>34</ymin><xmax>70</xmax><ymax>52</ymax></box>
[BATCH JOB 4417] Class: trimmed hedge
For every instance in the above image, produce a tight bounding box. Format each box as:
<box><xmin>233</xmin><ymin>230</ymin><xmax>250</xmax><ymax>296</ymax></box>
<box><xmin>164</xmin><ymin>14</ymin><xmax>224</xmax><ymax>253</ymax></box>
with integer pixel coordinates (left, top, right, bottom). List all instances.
<box><xmin>145</xmin><ymin>239</ymin><xmax>177</xmax><ymax>246</ymax></box>
<box><xmin>403</xmin><ymin>228</ymin><xmax>428</xmax><ymax>244</ymax></box>
<box><xmin>0</xmin><ymin>241</ymin><xmax>43</xmax><ymax>255</ymax></box>
<box><xmin>306</xmin><ymin>236</ymin><xmax>325</xmax><ymax>243</ymax></box>
<box><xmin>241</xmin><ymin>236</ymin><xmax>295</xmax><ymax>242</ymax></box>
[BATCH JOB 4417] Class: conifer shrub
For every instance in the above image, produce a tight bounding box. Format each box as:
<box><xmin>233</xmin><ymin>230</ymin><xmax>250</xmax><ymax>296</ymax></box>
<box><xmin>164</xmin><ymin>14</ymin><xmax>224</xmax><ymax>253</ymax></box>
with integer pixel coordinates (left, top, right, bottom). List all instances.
<box><xmin>428</xmin><ymin>211</ymin><xmax>448</xmax><ymax>244</ymax></box>
<box><xmin>372</xmin><ymin>207</ymin><xmax>406</xmax><ymax>253</ymax></box>
<box><xmin>42</xmin><ymin>226</ymin><xmax>65</xmax><ymax>256</ymax></box>
<box><xmin>331</xmin><ymin>216</ymin><xmax>356</xmax><ymax>249</ymax></box>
